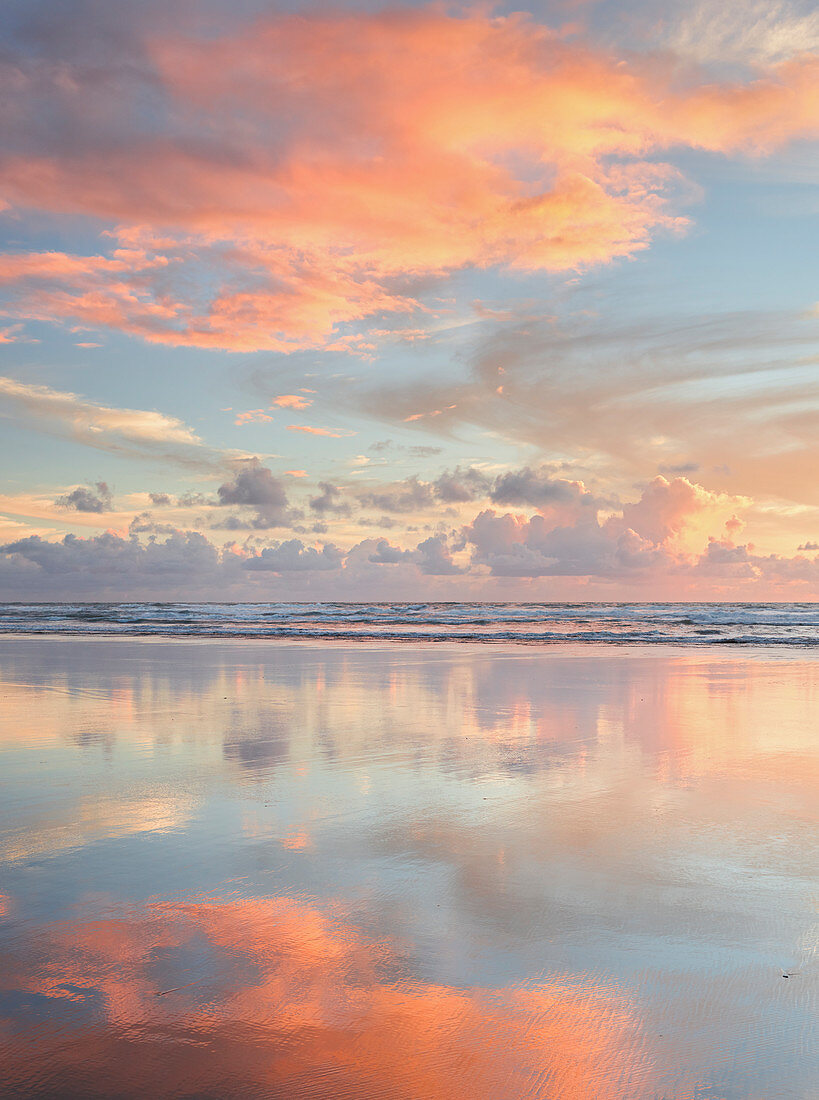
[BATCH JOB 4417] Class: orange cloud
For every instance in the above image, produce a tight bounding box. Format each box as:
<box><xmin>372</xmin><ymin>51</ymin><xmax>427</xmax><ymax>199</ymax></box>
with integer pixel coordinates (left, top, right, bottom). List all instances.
<box><xmin>234</xmin><ymin>409</ymin><xmax>274</xmax><ymax>426</ymax></box>
<box><xmin>287</xmin><ymin>425</ymin><xmax>349</xmax><ymax>438</ymax></box>
<box><xmin>0</xmin><ymin>10</ymin><xmax>817</xmax><ymax>350</ymax></box>
<box><xmin>272</xmin><ymin>394</ymin><xmax>313</xmax><ymax>409</ymax></box>
<box><xmin>404</xmin><ymin>404</ymin><xmax>458</xmax><ymax>422</ymax></box>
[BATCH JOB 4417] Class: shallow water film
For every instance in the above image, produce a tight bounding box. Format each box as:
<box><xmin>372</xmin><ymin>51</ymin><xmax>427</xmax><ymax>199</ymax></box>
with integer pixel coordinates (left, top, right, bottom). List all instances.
<box><xmin>0</xmin><ymin>638</ymin><xmax>817</xmax><ymax>1099</ymax></box>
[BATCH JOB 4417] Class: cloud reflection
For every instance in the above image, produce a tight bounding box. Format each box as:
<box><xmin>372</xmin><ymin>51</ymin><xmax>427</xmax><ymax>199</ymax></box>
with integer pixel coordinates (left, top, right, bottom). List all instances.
<box><xmin>1</xmin><ymin>639</ymin><xmax>817</xmax><ymax>1097</ymax></box>
<box><xmin>0</xmin><ymin>894</ymin><xmax>654</xmax><ymax>1099</ymax></box>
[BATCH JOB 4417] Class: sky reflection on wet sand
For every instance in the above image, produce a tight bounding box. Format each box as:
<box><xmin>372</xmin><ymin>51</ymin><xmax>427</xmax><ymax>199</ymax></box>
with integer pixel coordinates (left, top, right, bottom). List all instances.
<box><xmin>0</xmin><ymin>639</ymin><xmax>817</xmax><ymax>1098</ymax></box>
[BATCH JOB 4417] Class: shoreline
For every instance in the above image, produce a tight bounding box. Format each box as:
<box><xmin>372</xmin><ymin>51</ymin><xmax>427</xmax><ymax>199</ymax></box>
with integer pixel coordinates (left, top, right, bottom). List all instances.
<box><xmin>1</xmin><ymin>631</ymin><xmax>817</xmax><ymax>660</ymax></box>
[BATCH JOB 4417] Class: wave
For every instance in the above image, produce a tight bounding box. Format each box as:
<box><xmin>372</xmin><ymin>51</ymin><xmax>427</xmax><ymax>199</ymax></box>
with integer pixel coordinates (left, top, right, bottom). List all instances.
<box><xmin>1</xmin><ymin>602</ymin><xmax>818</xmax><ymax>646</ymax></box>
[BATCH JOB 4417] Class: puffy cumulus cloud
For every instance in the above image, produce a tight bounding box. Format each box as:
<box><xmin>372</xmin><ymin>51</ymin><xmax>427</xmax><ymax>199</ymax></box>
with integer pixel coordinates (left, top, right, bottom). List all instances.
<box><xmin>356</xmin><ymin>465</ymin><xmax>603</xmax><ymax>518</ymax></box>
<box><xmin>463</xmin><ymin>509</ymin><xmax>627</xmax><ymax>578</ymax></box>
<box><xmin>359</xmin><ymin>476</ymin><xmax>436</xmax><ymax>515</ymax></box>
<box><xmin>128</xmin><ymin>513</ymin><xmax>180</xmax><ymax>537</ymax></box>
<box><xmin>358</xmin><ymin>533</ymin><xmax>464</xmax><ymax>573</ymax></box>
<box><xmin>462</xmin><ymin>477</ymin><xmax>752</xmax><ymax>579</ymax></box>
<box><xmin>242</xmin><ymin>540</ymin><xmax>343</xmax><ymax>572</ymax></box>
<box><xmin>363</xmin><ymin>538</ymin><xmax>415</xmax><ymax>565</ymax></box>
<box><xmin>434</xmin><ymin>466</ymin><xmax>493</xmax><ymax>504</ymax></box>
<box><xmin>309</xmin><ymin>482</ymin><xmax>351</xmax><ymax>516</ymax></box>
<box><xmin>416</xmin><ymin>535</ymin><xmax>465</xmax><ymax>575</ymax></box>
<box><xmin>0</xmin><ymin>531</ymin><xmax>225</xmax><ymax>597</ymax></box>
<box><xmin>56</xmin><ymin>480</ymin><xmax>112</xmax><ymax>513</ymax></box>
<box><xmin>0</xmin><ymin>376</ymin><xmax>205</xmax><ymax>464</ymax></box>
<box><xmin>215</xmin><ymin>458</ymin><xmax>292</xmax><ymax>529</ymax></box>
<box><xmin>0</xmin><ymin>527</ymin><xmax>466</xmax><ymax>599</ymax></box>
<box><xmin>491</xmin><ymin>467</ymin><xmax>599</xmax><ymax>511</ymax></box>
<box><xmin>341</xmin><ymin>535</ymin><xmax>466</xmax><ymax>584</ymax></box>
<box><xmin>691</xmin><ymin>535</ymin><xmax>819</xmax><ymax>587</ymax></box>
<box><xmin>617</xmin><ymin>476</ymin><xmax>741</xmax><ymax>550</ymax></box>
<box><xmin>2</xmin><ymin>481</ymin><xmax>818</xmax><ymax>599</ymax></box>
<box><xmin>0</xmin><ymin>8</ymin><xmax>818</xmax><ymax>350</ymax></box>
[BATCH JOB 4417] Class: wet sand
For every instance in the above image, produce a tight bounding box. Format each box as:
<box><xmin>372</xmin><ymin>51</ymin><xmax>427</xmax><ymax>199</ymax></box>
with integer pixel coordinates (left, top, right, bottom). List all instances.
<box><xmin>0</xmin><ymin>637</ymin><xmax>817</xmax><ymax>1098</ymax></box>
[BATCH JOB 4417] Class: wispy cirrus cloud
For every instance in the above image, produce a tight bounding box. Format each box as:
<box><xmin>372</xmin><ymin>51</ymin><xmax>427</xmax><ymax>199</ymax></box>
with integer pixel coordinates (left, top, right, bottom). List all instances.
<box><xmin>287</xmin><ymin>425</ymin><xmax>351</xmax><ymax>438</ymax></box>
<box><xmin>655</xmin><ymin>0</ymin><xmax>819</xmax><ymax>69</ymax></box>
<box><xmin>0</xmin><ymin>376</ymin><xmax>205</xmax><ymax>462</ymax></box>
<box><xmin>359</xmin><ymin>303</ymin><xmax>819</xmax><ymax>511</ymax></box>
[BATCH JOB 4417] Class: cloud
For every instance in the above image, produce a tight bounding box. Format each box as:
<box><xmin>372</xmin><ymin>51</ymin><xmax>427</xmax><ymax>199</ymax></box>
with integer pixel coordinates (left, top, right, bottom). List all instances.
<box><xmin>355</xmin><ymin>465</ymin><xmax>603</xmax><ymax>518</ymax></box>
<box><xmin>0</xmin><ymin>8</ymin><xmax>817</xmax><ymax>350</ymax></box>
<box><xmin>462</xmin><ymin>476</ymin><xmax>744</xmax><ymax>578</ymax></box>
<box><xmin>409</xmin><ymin>445</ymin><xmax>443</xmax><ymax>458</ymax></box>
<box><xmin>490</xmin><ymin>467</ymin><xmax>598</xmax><ymax>511</ymax></box>
<box><xmin>362</xmin><ymin>304</ymin><xmax>819</xmax><ymax>511</ymax></box>
<box><xmin>56</xmin><ymin>480</ymin><xmax>112</xmax><ymax>513</ymax></box>
<box><xmin>657</xmin><ymin>0</ymin><xmax>819</xmax><ymax>69</ymax></box>
<box><xmin>0</xmin><ymin>375</ymin><xmax>204</xmax><ymax>462</ymax></box>
<box><xmin>215</xmin><ymin>458</ymin><xmax>291</xmax><ymax>528</ymax></box>
<box><xmin>287</xmin><ymin>425</ymin><xmax>347</xmax><ymax>438</ymax></box>
<box><xmin>359</xmin><ymin>476</ymin><xmax>436</xmax><ymax>514</ymax></box>
<box><xmin>0</xmin><ymin>324</ymin><xmax>31</xmax><ymax>344</ymax></box>
<box><xmin>0</xmin><ymin>530</ymin><xmax>224</xmax><ymax>594</ymax></box>
<box><xmin>366</xmin><ymin>539</ymin><xmax>415</xmax><ymax>565</ymax></box>
<box><xmin>617</xmin><ymin>476</ymin><xmax>727</xmax><ymax>546</ymax></box>
<box><xmin>416</xmin><ymin>535</ymin><xmax>465</xmax><ymax>575</ymax></box>
<box><xmin>404</xmin><ymin>406</ymin><xmax>458</xmax><ymax>423</ymax></box>
<box><xmin>242</xmin><ymin>539</ymin><xmax>343</xmax><ymax>572</ymax></box>
<box><xmin>2</xmin><ymin>473</ymin><xmax>819</xmax><ymax>599</ymax></box>
<box><xmin>659</xmin><ymin>462</ymin><xmax>701</xmax><ymax>475</ymax></box>
<box><xmin>309</xmin><ymin>482</ymin><xmax>351</xmax><ymax>516</ymax></box>
<box><xmin>434</xmin><ymin>466</ymin><xmax>492</xmax><ymax>504</ymax></box>
<box><xmin>235</xmin><ymin>409</ymin><xmax>274</xmax><ymax>426</ymax></box>
<box><xmin>128</xmin><ymin>512</ymin><xmax>180</xmax><ymax>536</ymax></box>
<box><xmin>272</xmin><ymin>394</ymin><xmax>312</xmax><ymax>409</ymax></box>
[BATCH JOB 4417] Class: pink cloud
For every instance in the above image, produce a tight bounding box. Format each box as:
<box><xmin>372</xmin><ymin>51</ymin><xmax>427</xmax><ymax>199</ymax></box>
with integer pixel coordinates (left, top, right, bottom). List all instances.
<box><xmin>462</xmin><ymin>476</ymin><xmax>748</xmax><ymax>579</ymax></box>
<box><xmin>287</xmin><ymin>425</ymin><xmax>349</xmax><ymax>438</ymax></box>
<box><xmin>272</xmin><ymin>394</ymin><xmax>312</xmax><ymax>409</ymax></box>
<box><xmin>2</xmin><ymin>471</ymin><xmax>818</xmax><ymax>599</ymax></box>
<box><xmin>235</xmin><ymin>409</ymin><xmax>275</xmax><ymax>426</ymax></box>
<box><xmin>0</xmin><ymin>11</ymin><xmax>816</xmax><ymax>350</ymax></box>
<box><xmin>404</xmin><ymin>405</ymin><xmax>457</xmax><ymax>422</ymax></box>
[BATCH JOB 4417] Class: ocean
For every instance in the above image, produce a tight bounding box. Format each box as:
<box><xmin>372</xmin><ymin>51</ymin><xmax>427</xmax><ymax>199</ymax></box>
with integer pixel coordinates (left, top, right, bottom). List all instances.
<box><xmin>1</xmin><ymin>600</ymin><xmax>817</xmax><ymax>644</ymax></box>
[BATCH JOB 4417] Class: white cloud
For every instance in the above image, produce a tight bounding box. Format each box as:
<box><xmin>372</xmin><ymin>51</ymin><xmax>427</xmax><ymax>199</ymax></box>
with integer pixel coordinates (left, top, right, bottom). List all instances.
<box><xmin>0</xmin><ymin>376</ymin><xmax>202</xmax><ymax>459</ymax></box>
<box><xmin>661</xmin><ymin>0</ymin><xmax>819</xmax><ymax>68</ymax></box>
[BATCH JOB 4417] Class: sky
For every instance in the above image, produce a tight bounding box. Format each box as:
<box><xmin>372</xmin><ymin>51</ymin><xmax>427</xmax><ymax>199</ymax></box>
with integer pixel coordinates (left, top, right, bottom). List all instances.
<box><xmin>0</xmin><ymin>0</ymin><xmax>817</xmax><ymax>600</ymax></box>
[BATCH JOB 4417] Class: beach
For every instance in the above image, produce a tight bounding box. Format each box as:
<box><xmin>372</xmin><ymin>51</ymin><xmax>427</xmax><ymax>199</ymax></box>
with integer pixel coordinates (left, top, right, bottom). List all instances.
<box><xmin>1</xmin><ymin>635</ymin><xmax>817</xmax><ymax>1098</ymax></box>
